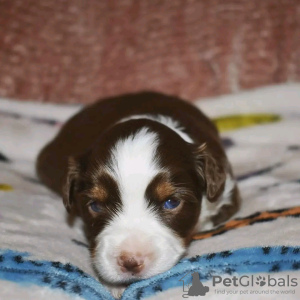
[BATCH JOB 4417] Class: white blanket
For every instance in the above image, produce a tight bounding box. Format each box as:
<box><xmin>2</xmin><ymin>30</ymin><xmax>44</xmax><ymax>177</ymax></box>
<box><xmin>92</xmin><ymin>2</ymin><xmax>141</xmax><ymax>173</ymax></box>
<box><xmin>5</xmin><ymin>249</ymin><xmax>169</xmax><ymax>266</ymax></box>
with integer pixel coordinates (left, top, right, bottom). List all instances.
<box><xmin>0</xmin><ymin>84</ymin><xmax>300</xmax><ymax>300</ymax></box>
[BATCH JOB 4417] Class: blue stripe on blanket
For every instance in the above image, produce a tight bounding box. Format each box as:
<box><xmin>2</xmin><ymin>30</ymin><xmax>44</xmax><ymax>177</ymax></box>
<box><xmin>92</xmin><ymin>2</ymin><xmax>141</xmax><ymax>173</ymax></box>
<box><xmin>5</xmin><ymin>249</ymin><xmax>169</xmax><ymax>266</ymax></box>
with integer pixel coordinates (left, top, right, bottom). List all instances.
<box><xmin>122</xmin><ymin>246</ymin><xmax>300</xmax><ymax>299</ymax></box>
<box><xmin>0</xmin><ymin>249</ymin><xmax>114</xmax><ymax>300</ymax></box>
<box><xmin>1</xmin><ymin>246</ymin><xmax>299</xmax><ymax>299</ymax></box>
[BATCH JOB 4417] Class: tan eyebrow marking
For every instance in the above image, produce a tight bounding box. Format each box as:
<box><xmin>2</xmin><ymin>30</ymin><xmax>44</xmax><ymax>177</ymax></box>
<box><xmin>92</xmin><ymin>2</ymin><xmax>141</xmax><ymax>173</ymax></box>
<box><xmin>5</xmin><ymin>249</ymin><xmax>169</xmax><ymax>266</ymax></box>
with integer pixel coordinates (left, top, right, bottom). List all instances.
<box><xmin>88</xmin><ymin>186</ymin><xmax>108</xmax><ymax>201</ymax></box>
<box><xmin>155</xmin><ymin>181</ymin><xmax>175</xmax><ymax>201</ymax></box>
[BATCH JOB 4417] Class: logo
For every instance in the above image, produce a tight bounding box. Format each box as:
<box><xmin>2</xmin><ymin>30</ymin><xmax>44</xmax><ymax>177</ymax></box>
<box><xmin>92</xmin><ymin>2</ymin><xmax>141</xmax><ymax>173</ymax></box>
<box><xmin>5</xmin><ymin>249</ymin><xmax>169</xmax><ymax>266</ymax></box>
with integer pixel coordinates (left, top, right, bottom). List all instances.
<box><xmin>212</xmin><ymin>275</ymin><xmax>298</xmax><ymax>287</ymax></box>
<box><xmin>256</xmin><ymin>276</ymin><xmax>266</xmax><ymax>287</ymax></box>
<box><xmin>179</xmin><ymin>273</ymin><xmax>298</xmax><ymax>297</ymax></box>
<box><xmin>180</xmin><ymin>272</ymin><xmax>209</xmax><ymax>297</ymax></box>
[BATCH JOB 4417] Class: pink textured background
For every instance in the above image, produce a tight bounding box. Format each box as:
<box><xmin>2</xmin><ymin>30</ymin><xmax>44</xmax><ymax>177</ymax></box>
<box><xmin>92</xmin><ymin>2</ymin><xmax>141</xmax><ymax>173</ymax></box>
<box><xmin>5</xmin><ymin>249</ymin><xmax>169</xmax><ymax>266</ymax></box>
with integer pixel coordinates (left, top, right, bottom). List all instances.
<box><xmin>0</xmin><ymin>0</ymin><xmax>299</xmax><ymax>103</ymax></box>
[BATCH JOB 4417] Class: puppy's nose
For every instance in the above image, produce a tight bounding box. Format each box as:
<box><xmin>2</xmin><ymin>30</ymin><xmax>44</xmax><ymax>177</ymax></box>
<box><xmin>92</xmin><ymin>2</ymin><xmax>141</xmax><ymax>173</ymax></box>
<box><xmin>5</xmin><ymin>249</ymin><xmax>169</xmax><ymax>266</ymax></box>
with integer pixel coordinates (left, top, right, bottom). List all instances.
<box><xmin>118</xmin><ymin>252</ymin><xmax>144</xmax><ymax>274</ymax></box>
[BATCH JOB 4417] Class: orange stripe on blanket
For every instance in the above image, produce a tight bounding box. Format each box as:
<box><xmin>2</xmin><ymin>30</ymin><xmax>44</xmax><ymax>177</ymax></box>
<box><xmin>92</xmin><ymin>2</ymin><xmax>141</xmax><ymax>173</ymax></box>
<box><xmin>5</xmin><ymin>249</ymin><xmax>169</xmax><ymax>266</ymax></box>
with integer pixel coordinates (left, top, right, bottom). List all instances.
<box><xmin>192</xmin><ymin>206</ymin><xmax>300</xmax><ymax>240</ymax></box>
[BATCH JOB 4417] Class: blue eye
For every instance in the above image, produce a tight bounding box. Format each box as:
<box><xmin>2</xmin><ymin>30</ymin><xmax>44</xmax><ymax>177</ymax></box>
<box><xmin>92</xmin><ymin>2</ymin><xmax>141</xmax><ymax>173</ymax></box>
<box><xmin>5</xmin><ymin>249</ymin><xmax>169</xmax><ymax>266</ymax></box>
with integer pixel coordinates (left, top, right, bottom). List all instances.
<box><xmin>163</xmin><ymin>199</ymin><xmax>181</xmax><ymax>210</ymax></box>
<box><xmin>89</xmin><ymin>201</ymin><xmax>102</xmax><ymax>213</ymax></box>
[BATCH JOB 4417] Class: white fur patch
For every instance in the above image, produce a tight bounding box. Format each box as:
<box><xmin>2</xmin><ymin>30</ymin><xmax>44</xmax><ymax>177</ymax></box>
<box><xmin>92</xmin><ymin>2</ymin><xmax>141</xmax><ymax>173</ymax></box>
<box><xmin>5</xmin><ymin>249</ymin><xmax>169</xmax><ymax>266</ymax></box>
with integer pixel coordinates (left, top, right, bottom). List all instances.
<box><xmin>196</xmin><ymin>174</ymin><xmax>236</xmax><ymax>231</ymax></box>
<box><xmin>118</xmin><ymin>114</ymin><xmax>194</xmax><ymax>143</ymax></box>
<box><xmin>94</xmin><ymin>128</ymin><xmax>185</xmax><ymax>283</ymax></box>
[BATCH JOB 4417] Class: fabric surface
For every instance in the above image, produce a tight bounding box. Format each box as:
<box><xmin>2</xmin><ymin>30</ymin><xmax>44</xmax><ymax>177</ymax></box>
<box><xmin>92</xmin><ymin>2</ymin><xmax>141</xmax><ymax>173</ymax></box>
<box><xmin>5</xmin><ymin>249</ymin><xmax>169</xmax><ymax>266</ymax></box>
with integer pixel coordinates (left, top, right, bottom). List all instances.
<box><xmin>0</xmin><ymin>84</ymin><xmax>300</xmax><ymax>299</ymax></box>
<box><xmin>0</xmin><ymin>1</ymin><xmax>300</xmax><ymax>103</ymax></box>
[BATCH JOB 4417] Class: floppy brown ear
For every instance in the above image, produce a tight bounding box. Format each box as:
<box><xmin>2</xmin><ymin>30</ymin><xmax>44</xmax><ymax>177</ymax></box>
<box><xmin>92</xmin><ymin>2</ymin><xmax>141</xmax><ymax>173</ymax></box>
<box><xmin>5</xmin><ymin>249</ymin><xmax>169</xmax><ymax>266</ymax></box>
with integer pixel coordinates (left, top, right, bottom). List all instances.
<box><xmin>196</xmin><ymin>143</ymin><xmax>226</xmax><ymax>202</ymax></box>
<box><xmin>62</xmin><ymin>157</ymin><xmax>79</xmax><ymax>213</ymax></box>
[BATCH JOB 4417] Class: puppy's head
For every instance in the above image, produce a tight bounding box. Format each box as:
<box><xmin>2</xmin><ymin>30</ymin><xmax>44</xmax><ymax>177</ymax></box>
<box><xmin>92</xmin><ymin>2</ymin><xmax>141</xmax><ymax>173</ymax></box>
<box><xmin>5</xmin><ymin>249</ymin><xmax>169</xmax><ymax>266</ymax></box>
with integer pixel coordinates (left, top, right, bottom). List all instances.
<box><xmin>62</xmin><ymin>119</ymin><xmax>225</xmax><ymax>284</ymax></box>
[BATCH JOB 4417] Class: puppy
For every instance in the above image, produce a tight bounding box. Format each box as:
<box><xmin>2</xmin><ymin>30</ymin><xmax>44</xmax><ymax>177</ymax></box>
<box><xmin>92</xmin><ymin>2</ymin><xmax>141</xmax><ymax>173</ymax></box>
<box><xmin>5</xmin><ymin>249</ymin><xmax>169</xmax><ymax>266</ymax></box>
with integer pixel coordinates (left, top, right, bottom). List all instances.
<box><xmin>36</xmin><ymin>92</ymin><xmax>240</xmax><ymax>297</ymax></box>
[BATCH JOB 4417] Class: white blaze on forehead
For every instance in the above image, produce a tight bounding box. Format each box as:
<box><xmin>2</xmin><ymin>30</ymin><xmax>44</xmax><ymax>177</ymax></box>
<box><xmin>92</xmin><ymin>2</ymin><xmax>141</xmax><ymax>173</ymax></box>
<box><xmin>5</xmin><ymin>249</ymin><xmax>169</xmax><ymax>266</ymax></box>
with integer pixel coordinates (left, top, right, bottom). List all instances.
<box><xmin>109</xmin><ymin>127</ymin><xmax>159</xmax><ymax>213</ymax></box>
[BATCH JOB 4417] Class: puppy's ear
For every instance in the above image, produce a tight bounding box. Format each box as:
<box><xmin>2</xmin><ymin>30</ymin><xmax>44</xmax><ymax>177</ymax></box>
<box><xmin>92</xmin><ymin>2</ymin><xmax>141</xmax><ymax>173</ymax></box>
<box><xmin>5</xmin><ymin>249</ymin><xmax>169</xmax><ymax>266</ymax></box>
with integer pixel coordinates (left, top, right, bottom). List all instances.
<box><xmin>195</xmin><ymin>143</ymin><xmax>226</xmax><ymax>202</ymax></box>
<box><xmin>62</xmin><ymin>157</ymin><xmax>79</xmax><ymax>213</ymax></box>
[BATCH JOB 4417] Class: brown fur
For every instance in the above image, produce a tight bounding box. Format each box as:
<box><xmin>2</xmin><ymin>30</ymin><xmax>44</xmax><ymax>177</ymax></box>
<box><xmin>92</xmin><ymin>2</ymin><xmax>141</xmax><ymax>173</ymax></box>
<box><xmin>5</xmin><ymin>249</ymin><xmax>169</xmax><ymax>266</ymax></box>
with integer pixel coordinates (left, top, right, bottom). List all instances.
<box><xmin>155</xmin><ymin>181</ymin><xmax>176</xmax><ymax>202</ymax></box>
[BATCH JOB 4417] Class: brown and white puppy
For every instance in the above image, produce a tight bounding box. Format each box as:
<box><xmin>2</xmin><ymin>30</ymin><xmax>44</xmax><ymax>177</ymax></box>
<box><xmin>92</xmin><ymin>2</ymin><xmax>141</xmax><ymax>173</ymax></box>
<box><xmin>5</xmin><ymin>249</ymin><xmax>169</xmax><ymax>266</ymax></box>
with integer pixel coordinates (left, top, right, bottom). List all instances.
<box><xmin>36</xmin><ymin>92</ymin><xmax>240</xmax><ymax>297</ymax></box>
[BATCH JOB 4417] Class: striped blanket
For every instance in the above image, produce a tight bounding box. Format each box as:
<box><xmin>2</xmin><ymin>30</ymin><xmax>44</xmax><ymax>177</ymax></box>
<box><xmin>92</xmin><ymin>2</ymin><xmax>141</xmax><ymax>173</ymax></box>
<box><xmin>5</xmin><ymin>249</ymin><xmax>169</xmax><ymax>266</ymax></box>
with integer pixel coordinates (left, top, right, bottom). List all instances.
<box><xmin>0</xmin><ymin>84</ymin><xmax>300</xmax><ymax>299</ymax></box>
